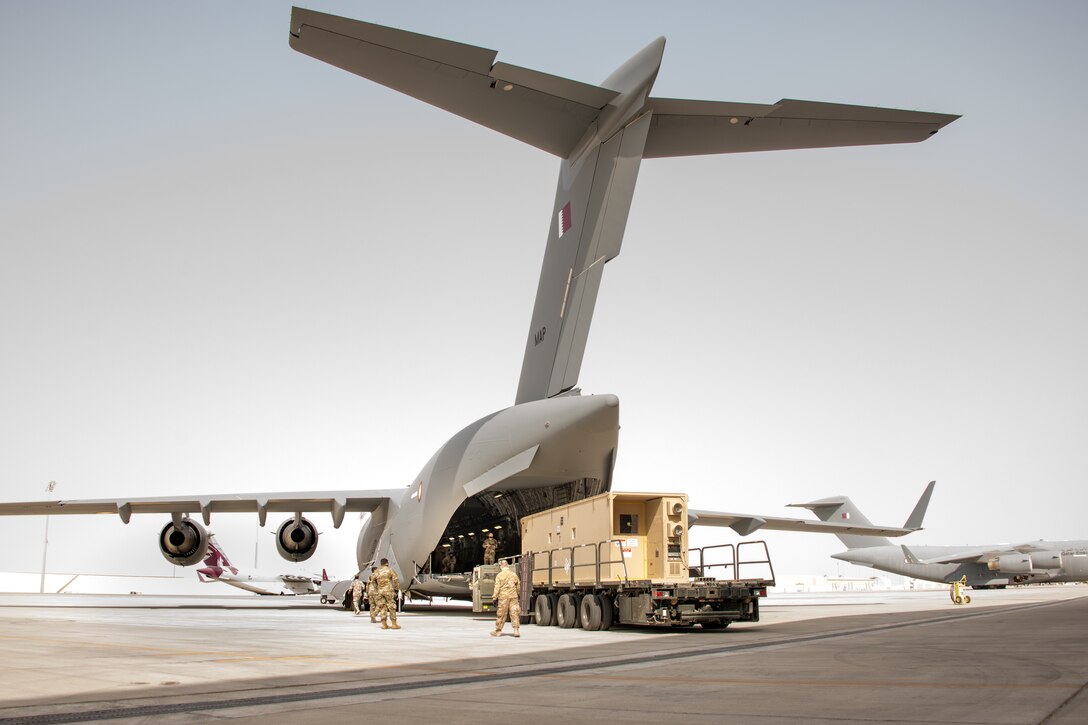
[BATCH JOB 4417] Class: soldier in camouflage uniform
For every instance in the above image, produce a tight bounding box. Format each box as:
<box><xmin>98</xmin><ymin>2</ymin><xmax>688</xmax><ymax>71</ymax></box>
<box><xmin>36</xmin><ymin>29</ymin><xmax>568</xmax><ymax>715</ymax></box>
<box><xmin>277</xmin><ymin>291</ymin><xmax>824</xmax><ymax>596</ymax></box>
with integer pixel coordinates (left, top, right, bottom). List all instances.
<box><xmin>374</xmin><ymin>558</ymin><xmax>401</xmax><ymax>629</ymax></box>
<box><xmin>366</xmin><ymin>566</ymin><xmax>380</xmax><ymax>623</ymax></box>
<box><xmin>347</xmin><ymin>574</ymin><xmax>365</xmax><ymax>615</ymax></box>
<box><xmin>482</xmin><ymin>532</ymin><xmax>498</xmax><ymax>565</ymax></box>
<box><xmin>490</xmin><ymin>560</ymin><xmax>521</xmax><ymax>638</ymax></box>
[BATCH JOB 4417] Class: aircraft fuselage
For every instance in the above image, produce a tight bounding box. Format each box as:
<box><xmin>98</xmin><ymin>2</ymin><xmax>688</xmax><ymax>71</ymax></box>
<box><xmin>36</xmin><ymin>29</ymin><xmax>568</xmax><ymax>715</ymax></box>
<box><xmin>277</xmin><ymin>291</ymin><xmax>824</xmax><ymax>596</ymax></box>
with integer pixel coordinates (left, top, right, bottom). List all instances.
<box><xmin>832</xmin><ymin>541</ymin><xmax>1088</xmax><ymax>587</ymax></box>
<box><xmin>358</xmin><ymin>393</ymin><xmax>619</xmax><ymax>583</ymax></box>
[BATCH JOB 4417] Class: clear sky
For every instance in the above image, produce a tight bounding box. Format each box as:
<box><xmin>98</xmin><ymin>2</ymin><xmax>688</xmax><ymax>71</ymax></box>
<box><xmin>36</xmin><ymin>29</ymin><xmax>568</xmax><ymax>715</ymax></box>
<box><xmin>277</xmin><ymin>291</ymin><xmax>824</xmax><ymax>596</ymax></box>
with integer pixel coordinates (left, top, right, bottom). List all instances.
<box><xmin>1</xmin><ymin>1</ymin><xmax>1086</xmax><ymax>593</ymax></box>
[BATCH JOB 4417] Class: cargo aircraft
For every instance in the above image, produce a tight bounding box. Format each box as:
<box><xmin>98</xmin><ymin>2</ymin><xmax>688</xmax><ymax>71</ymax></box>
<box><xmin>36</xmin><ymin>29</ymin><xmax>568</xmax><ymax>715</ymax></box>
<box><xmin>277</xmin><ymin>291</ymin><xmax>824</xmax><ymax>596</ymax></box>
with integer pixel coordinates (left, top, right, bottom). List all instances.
<box><xmin>795</xmin><ymin>484</ymin><xmax>1088</xmax><ymax>588</ymax></box>
<box><xmin>0</xmin><ymin>8</ymin><xmax>958</xmax><ymax>595</ymax></box>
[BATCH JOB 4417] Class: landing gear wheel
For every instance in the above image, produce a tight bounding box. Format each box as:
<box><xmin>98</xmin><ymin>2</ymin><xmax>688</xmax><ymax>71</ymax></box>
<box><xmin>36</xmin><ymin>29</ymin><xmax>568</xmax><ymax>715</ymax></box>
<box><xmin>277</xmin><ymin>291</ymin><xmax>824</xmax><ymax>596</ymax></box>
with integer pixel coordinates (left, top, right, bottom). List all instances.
<box><xmin>556</xmin><ymin>593</ymin><xmax>577</xmax><ymax>629</ymax></box>
<box><xmin>964</xmin><ymin>595</ymin><xmax>972</xmax><ymax>604</ymax></box>
<box><xmin>579</xmin><ymin>594</ymin><xmax>603</xmax><ymax>631</ymax></box>
<box><xmin>534</xmin><ymin>593</ymin><xmax>554</xmax><ymax>626</ymax></box>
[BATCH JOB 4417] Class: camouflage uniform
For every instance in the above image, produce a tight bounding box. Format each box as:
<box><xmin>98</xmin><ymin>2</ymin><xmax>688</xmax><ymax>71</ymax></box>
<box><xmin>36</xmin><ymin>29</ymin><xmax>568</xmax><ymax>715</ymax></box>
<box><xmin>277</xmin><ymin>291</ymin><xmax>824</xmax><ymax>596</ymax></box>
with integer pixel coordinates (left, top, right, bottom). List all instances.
<box><xmin>482</xmin><ymin>534</ymin><xmax>498</xmax><ymax>565</ymax></box>
<box><xmin>374</xmin><ymin>563</ymin><xmax>401</xmax><ymax>629</ymax></box>
<box><xmin>348</xmin><ymin>578</ymin><xmax>365</xmax><ymax>615</ymax></box>
<box><xmin>490</xmin><ymin>564</ymin><xmax>521</xmax><ymax>637</ymax></box>
<box><xmin>366</xmin><ymin>570</ymin><xmax>381</xmax><ymax>623</ymax></box>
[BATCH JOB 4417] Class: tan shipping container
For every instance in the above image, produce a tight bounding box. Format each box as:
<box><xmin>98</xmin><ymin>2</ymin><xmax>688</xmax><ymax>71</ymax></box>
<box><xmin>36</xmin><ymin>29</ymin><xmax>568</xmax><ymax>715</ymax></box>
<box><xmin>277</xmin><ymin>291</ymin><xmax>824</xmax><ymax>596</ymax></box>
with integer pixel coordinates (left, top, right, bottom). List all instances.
<box><xmin>520</xmin><ymin>491</ymin><xmax>689</xmax><ymax>586</ymax></box>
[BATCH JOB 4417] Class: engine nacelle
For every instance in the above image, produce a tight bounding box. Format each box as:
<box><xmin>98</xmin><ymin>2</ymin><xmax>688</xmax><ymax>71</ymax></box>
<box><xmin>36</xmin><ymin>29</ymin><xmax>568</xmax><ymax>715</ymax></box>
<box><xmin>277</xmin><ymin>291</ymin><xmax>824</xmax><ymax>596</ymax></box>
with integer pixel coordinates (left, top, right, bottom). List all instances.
<box><xmin>1027</xmin><ymin>550</ymin><xmax>1063</xmax><ymax>569</ymax></box>
<box><xmin>987</xmin><ymin>553</ymin><xmax>1033</xmax><ymax>574</ymax></box>
<box><xmin>276</xmin><ymin>516</ymin><xmax>318</xmax><ymax>562</ymax></box>
<box><xmin>159</xmin><ymin>518</ymin><xmax>210</xmax><ymax>567</ymax></box>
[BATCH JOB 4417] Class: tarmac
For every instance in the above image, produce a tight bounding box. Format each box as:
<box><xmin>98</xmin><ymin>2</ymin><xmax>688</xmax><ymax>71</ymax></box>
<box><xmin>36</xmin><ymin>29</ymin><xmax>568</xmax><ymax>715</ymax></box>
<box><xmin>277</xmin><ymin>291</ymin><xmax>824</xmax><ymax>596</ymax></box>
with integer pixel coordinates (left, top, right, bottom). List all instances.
<box><xmin>1</xmin><ymin>585</ymin><xmax>1086</xmax><ymax>724</ymax></box>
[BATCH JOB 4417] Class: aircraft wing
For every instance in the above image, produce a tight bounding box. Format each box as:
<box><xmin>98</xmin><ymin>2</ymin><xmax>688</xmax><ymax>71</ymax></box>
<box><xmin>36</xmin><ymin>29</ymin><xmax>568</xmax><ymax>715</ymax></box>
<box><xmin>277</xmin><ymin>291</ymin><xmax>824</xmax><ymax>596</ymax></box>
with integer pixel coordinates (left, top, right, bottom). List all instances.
<box><xmin>0</xmin><ymin>489</ymin><xmax>402</xmax><ymax>529</ymax></box>
<box><xmin>910</xmin><ymin>543</ymin><xmax>1042</xmax><ymax>566</ymax></box>
<box><xmin>642</xmin><ymin>97</ymin><xmax>959</xmax><ymax>158</ymax></box>
<box><xmin>210</xmin><ymin>578</ymin><xmax>282</xmax><ymax>596</ymax></box>
<box><xmin>688</xmin><ymin>509</ymin><xmax>918</xmax><ymax>538</ymax></box>
<box><xmin>289</xmin><ymin>7</ymin><xmax>618</xmax><ymax>158</ymax></box>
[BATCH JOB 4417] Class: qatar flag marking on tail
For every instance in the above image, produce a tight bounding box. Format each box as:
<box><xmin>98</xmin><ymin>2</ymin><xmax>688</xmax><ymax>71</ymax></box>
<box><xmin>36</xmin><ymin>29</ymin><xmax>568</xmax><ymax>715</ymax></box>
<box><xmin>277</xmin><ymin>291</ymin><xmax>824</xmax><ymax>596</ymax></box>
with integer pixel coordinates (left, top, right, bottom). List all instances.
<box><xmin>558</xmin><ymin>202</ymin><xmax>572</xmax><ymax>237</ymax></box>
<box><xmin>841</xmin><ymin>512</ymin><xmax>850</xmax><ymax>520</ymax></box>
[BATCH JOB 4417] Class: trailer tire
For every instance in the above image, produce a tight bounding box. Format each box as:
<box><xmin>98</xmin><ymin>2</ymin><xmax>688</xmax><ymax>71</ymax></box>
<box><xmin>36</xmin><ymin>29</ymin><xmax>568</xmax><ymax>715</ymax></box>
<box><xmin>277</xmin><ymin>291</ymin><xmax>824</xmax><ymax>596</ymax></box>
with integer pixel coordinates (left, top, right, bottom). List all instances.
<box><xmin>547</xmin><ymin>593</ymin><xmax>560</xmax><ymax>626</ymax></box>
<box><xmin>701</xmin><ymin>619</ymin><xmax>729</xmax><ymax>630</ymax></box>
<box><xmin>598</xmin><ymin>593</ymin><xmax>614</xmax><ymax>630</ymax></box>
<box><xmin>579</xmin><ymin>594</ymin><xmax>603</xmax><ymax>631</ymax></box>
<box><xmin>534</xmin><ymin>593</ymin><xmax>554</xmax><ymax>626</ymax></box>
<box><xmin>570</xmin><ymin>593</ymin><xmax>584</xmax><ymax>628</ymax></box>
<box><xmin>556</xmin><ymin>594</ymin><xmax>577</xmax><ymax>628</ymax></box>
<box><xmin>320</xmin><ymin>596</ymin><xmax>327</xmax><ymax>604</ymax></box>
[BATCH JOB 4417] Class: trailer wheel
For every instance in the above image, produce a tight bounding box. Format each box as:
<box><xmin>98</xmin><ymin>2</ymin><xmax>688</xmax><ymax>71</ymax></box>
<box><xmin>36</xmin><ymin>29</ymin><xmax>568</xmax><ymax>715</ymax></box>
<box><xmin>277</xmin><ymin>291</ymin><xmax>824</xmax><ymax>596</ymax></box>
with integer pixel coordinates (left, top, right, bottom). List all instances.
<box><xmin>556</xmin><ymin>594</ymin><xmax>577</xmax><ymax>628</ymax></box>
<box><xmin>701</xmin><ymin>619</ymin><xmax>729</xmax><ymax>630</ymax></box>
<box><xmin>599</xmin><ymin>593</ymin><xmax>614</xmax><ymax>631</ymax></box>
<box><xmin>570</xmin><ymin>593</ymin><xmax>584</xmax><ymax>628</ymax></box>
<box><xmin>547</xmin><ymin>593</ymin><xmax>560</xmax><ymax>626</ymax></box>
<box><xmin>579</xmin><ymin>594</ymin><xmax>603</xmax><ymax>631</ymax></box>
<box><xmin>320</xmin><ymin>596</ymin><xmax>328</xmax><ymax>604</ymax></box>
<box><xmin>534</xmin><ymin>593</ymin><xmax>554</xmax><ymax>626</ymax></box>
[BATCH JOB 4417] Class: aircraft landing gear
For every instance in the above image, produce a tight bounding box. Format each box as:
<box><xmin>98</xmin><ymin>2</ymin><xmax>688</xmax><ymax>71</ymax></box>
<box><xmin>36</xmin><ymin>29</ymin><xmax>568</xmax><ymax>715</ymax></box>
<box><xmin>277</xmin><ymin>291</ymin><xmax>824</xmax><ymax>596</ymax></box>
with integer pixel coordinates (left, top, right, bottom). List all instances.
<box><xmin>950</xmin><ymin>575</ymin><xmax>971</xmax><ymax>605</ymax></box>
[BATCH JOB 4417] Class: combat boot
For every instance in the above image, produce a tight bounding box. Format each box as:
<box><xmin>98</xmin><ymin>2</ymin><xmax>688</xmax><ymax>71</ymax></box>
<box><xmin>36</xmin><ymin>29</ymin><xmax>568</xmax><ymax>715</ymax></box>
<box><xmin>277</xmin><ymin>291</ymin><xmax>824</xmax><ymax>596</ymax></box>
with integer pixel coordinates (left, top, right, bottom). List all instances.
<box><xmin>513</xmin><ymin>629</ymin><xmax>520</xmax><ymax>638</ymax></box>
<box><xmin>390</xmin><ymin>624</ymin><xmax>401</xmax><ymax>629</ymax></box>
<box><xmin>489</xmin><ymin>630</ymin><xmax>500</xmax><ymax>637</ymax></box>
<box><xmin>381</xmin><ymin>621</ymin><xmax>389</xmax><ymax>629</ymax></box>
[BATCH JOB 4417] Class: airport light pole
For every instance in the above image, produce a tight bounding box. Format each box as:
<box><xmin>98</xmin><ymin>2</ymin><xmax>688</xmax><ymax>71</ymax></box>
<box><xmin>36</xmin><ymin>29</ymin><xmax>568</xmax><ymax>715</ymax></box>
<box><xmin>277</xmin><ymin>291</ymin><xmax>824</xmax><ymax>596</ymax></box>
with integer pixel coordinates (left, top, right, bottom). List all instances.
<box><xmin>40</xmin><ymin>480</ymin><xmax>56</xmax><ymax>594</ymax></box>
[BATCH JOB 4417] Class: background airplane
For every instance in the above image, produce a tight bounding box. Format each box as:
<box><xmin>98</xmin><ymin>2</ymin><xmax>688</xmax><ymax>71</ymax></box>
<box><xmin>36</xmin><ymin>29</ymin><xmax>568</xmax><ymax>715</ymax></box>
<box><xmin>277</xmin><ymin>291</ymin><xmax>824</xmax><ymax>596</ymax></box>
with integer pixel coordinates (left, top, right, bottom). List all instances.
<box><xmin>0</xmin><ymin>7</ymin><xmax>955</xmax><ymax>592</ymax></box>
<box><xmin>196</xmin><ymin>533</ymin><xmax>325</xmax><ymax>596</ymax></box>
<box><xmin>794</xmin><ymin>485</ymin><xmax>1088</xmax><ymax>588</ymax></box>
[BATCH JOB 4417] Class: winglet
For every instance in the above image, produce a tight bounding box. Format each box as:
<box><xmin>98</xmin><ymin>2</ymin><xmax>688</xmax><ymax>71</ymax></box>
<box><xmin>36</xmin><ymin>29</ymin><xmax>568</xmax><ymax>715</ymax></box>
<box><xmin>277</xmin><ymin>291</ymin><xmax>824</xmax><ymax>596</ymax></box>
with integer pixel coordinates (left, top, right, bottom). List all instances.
<box><xmin>903</xmin><ymin>481</ymin><xmax>936</xmax><ymax>530</ymax></box>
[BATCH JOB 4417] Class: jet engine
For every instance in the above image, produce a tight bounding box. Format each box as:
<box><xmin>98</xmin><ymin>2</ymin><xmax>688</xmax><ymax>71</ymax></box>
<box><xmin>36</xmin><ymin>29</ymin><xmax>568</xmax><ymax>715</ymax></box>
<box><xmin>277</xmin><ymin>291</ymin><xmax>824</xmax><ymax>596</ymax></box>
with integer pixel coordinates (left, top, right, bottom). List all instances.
<box><xmin>987</xmin><ymin>553</ymin><xmax>1033</xmax><ymax>574</ymax></box>
<box><xmin>1026</xmin><ymin>550</ymin><xmax>1063</xmax><ymax>569</ymax></box>
<box><xmin>158</xmin><ymin>517</ymin><xmax>210</xmax><ymax>567</ymax></box>
<box><xmin>276</xmin><ymin>516</ymin><xmax>318</xmax><ymax>562</ymax></box>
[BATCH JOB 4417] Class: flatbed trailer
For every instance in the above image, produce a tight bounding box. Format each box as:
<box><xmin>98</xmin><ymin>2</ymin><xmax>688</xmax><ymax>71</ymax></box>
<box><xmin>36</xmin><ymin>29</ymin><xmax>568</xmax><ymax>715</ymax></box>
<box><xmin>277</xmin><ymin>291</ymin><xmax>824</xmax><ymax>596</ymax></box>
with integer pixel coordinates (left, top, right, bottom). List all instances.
<box><xmin>477</xmin><ymin>491</ymin><xmax>775</xmax><ymax>630</ymax></box>
<box><xmin>523</xmin><ymin>540</ymin><xmax>772</xmax><ymax>629</ymax></box>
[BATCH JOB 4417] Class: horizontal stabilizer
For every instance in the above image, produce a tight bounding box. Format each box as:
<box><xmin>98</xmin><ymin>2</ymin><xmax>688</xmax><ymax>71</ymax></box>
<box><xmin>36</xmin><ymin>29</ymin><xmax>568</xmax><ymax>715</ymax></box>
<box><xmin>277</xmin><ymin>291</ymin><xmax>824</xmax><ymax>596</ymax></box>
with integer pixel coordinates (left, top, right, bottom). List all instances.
<box><xmin>289</xmin><ymin>7</ymin><xmax>617</xmax><ymax>157</ymax></box>
<box><xmin>643</xmin><ymin>97</ymin><xmax>959</xmax><ymax>158</ymax></box>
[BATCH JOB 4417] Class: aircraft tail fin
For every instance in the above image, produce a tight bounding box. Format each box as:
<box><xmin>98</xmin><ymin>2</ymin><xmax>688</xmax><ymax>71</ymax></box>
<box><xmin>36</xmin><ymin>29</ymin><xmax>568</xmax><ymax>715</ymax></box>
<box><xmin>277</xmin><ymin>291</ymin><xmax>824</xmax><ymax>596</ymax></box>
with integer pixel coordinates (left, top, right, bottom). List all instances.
<box><xmin>787</xmin><ymin>497</ymin><xmax>891</xmax><ymax>550</ymax></box>
<box><xmin>514</xmin><ymin>41</ymin><xmax>663</xmax><ymax>403</ymax></box>
<box><xmin>203</xmin><ymin>534</ymin><xmax>240</xmax><ymax>575</ymax></box>
<box><xmin>903</xmin><ymin>481</ymin><xmax>936</xmax><ymax>530</ymax></box>
<box><xmin>288</xmin><ymin>9</ymin><xmax>958</xmax><ymax>405</ymax></box>
<box><xmin>790</xmin><ymin>481</ymin><xmax>935</xmax><ymax>550</ymax></box>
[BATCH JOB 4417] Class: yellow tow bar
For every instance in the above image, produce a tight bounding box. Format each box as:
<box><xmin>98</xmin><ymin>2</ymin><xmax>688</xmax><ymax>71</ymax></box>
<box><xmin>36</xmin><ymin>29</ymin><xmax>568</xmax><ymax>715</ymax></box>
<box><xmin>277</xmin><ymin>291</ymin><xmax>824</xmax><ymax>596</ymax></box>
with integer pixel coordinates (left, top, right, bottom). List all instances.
<box><xmin>950</xmin><ymin>575</ymin><xmax>971</xmax><ymax>605</ymax></box>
